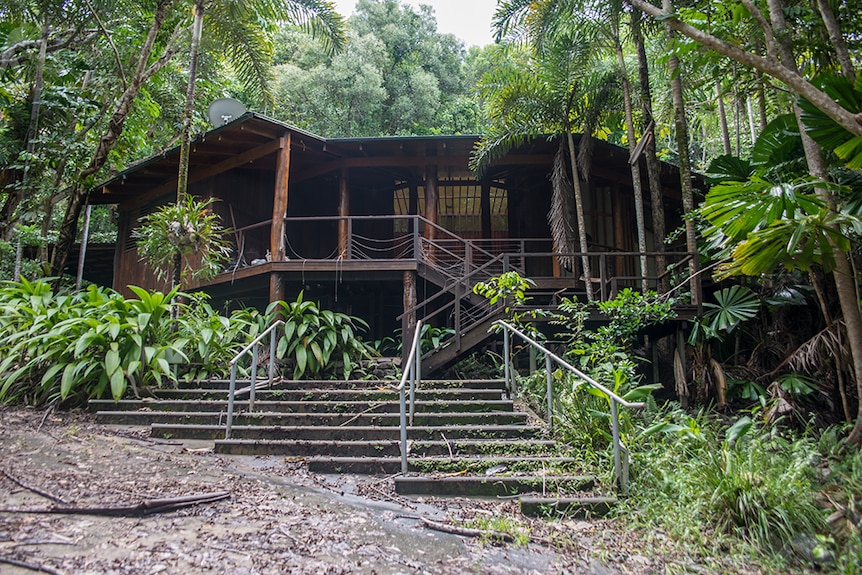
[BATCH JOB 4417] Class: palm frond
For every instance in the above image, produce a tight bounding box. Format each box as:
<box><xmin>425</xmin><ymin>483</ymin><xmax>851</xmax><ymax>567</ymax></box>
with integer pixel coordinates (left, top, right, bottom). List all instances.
<box><xmin>549</xmin><ymin>140</ymin><xmax>576</xmax><ymax>269</ymax></box>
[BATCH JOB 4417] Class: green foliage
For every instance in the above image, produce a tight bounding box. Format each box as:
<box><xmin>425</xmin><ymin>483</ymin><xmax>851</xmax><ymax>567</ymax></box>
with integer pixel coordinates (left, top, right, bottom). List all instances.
<box><xmin>267</xmin><ymin>291</ymin><xmax>373</xmax><ymax>380</ymax></box>
<box><xmin>0</xmin><ymin>280</ymin><xmax>184</xmax><ymax>405</ymax></box>
<box><xmin>624</xmin><ymin>410</ymin><xmax>854</xmax><ymax>567</ymax></box>
<box><xmin>133</xmin><ymin>196</ymin><xmax>232</xmax><ymax>286</ymax></box>
<box><xmin>473</xmin><ymin>271</ymin><xmax>535</xmax><ymax>314</ymax></box>
<box><xmin>702</xmin><ymin>285</ymin><xmax>760</xmax><ymax>333</ymax></box>
<box><xmin>0</xmin><ymin>280</ymin><xmax>281</xmax><ymax>405</ymax></box>
<box><xmin>176</xmin><ymin>293</ymin><xmax>265</xmax><ymax>382</ymax></box>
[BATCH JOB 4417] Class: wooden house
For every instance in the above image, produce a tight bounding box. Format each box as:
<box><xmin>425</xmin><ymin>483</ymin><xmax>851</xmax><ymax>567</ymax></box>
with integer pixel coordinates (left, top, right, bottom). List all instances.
<box><xmin>87</xmin><ymin>114</ymin><xmax>697</xmax><ymax>372</ymax></box>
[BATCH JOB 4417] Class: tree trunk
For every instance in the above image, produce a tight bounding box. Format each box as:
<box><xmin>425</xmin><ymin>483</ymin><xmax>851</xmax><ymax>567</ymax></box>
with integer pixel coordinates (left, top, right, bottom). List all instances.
<box><xmin>765</xmin><ymin>0</ymin><xmax>862</xmax><ymax>444</ymax></box>
<box><xmin>612</xmin><ymin>20</ymin><xmax>648</xmax><ymax>292</ymax></box>
<box><xmin>716</xmin><ymin>80</ymin><xmax>731</xmax><ymax>155</ymax></box>
<box><xmin>177</xmin><ymin>0</ymin><xmax>205</xmax><ymax>204</ymax></box>
<box><xmin>50</xmin><ymin>0</ymin><xmax>176</xmax><ymax>281</ymax></box>
<box><xmin>632</xmin><ymin>12</ymin><xmax>667</xmax><ymax>291</ymax></box>
<box><xmin>663</xmin><ymin>0</ymin><xmax>699</xmax><ymax>305</ymax></box>
<box><xmin>626</xmin><ymin>0</ymin><xmax>862</xmax><ymax>140</ymax></box>
<box><xmin>815</xmin><ymin>0</ymin><xmax>855</xmax><ymax>81</ymax></box>
<box><xmin>565</xmin><ymin>132</ymin><xmax>593</xmax><ymax>301</ymax></box>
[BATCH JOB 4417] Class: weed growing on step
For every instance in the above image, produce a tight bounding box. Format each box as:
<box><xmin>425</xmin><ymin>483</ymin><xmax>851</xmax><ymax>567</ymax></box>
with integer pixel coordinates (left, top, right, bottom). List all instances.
<box><xmin>462</xmin><ymin>515</ymin><xmax>532</xmax><ymax>546</ymax></box>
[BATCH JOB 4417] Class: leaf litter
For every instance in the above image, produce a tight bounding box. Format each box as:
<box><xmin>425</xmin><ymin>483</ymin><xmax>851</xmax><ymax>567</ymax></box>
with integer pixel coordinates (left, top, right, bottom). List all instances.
<box><xmin>0</xmin><ymin>407</ymin><xmax>729</xmax><ymax>574</ymax></box>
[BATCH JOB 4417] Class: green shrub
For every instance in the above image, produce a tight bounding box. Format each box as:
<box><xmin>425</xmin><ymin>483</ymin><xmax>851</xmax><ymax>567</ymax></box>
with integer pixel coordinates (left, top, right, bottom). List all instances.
<box><xmin>267</xmin><ymin>291</ymin><xmax>374</xmax><ymax>379</ymax></box>
<box><xmin>0</xmin><ymin>280</ymin><xmax>185</xmax><ymax>404</ymax></box>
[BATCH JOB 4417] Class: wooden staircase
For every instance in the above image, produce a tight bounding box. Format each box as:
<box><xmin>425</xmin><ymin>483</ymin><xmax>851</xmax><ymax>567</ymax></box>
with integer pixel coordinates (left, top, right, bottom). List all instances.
<box><xmin>90</xmin><ymin>377</ymin><xmax>615</xmax><ymax>518</ymax></box>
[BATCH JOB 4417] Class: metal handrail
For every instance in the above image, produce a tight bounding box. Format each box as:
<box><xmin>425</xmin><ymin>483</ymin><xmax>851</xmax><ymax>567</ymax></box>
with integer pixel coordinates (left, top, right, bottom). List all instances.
<box><xmin>224</xmin><ymin>320</ymin><xmax>284</xmax><ymax>439</ymax></box>
<box><xmin>496</xmin><ymin>320</ymin><xmax>644</xmax><ymax>494</ymax></box>
<box><xmin>397</xmin><ymin>320</ymin><xmax>423</xmax><ymax>474</ymax></box>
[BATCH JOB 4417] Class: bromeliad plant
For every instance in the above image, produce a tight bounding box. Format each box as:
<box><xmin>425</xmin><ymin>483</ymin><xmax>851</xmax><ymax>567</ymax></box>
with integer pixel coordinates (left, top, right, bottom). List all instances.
<box><xmin>267</xmin><ymin>292</ymin><xmax>374</xmax><ymax>380</ymax></box>
<box><xmin>133</xmin><ymin>195</ymin><xmax>232</xmax><ymax>288</ymax></box>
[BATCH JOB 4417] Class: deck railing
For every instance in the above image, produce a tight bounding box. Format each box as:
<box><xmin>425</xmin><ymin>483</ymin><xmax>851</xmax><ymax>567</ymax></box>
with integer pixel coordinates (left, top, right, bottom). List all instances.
<box><xmin>226</xmin><ymin>215</ymin><xmax>693</xmax><ymax>300</ymax></box>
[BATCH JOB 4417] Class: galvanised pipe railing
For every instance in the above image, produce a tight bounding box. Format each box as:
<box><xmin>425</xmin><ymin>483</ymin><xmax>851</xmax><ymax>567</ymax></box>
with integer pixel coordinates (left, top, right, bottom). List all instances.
<box><xmin>224</xmin><ymin>320</ymin><xmax>284</xmax><ymax>440</ymax></box>
<box><xmin>497</xmin><ymin>320</ymin><xmax>644</xmax><ymax>494</ymax></box>
<box><xmin>397</xmin><ymin>320</ymin><xmax>423</xmax><ymax>474</ymax></box>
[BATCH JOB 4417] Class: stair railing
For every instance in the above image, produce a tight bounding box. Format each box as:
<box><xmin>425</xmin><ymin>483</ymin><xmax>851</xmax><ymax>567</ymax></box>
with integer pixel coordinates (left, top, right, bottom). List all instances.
<box><xmin>496</xmin><ymin>320</ymin><xmax>644</xmax><ymax>495</ymax></box>
<box><xmin>397</xmin><ymin>319</ymin><xmax>423</xmax><ymax>474</ymax></box>
<box><xmin>224</xmin><ymin>320</ymin><xmax>284</xmax><ymax>440</ymax></box>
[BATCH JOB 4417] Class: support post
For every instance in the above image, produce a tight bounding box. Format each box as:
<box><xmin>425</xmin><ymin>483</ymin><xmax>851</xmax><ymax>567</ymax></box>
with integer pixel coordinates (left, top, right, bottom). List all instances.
<box><xmin>270</xmin><ymin>134</ymin><xmax>291</xmax><ymax>263</ymax></box>
<box><xmin>338</xmin><ymin>167</ymin><xmax>349</xmax><ymax>258</ymax></box>
<box><xmin>545</xmin><ymin>353</ymin><xmax>553</xmax><ymax>431</ymax></box>
<box><xmin>480</xmin><ymin>180</ymin><xmax>492</xmax><ymax>239</ymax></box>
<box><xmin>424</xmin><ymin>165</ymin><xmax>438</xmax><ymax>263</ymax></box>
<box><xmin>402</xmin><ymin>271</ymin><xmax>417</xmax><ymax>369</ymax></box>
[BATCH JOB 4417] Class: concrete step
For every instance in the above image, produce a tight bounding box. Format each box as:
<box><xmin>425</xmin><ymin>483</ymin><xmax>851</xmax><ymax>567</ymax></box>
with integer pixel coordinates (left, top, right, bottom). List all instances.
<box><xmin>153</xmin><ymin>388</ymin><xmax>505</xmax><ymax>402</ymax></box>
<box><xmin>394</xmin><ymin>474</ymin><xmax>596</xmax><ymax>497</ymax></box>
<box><xmin>151</xmin><ymin>423</ymin><xmax>545</xmax><ymax>441</ymax></box>
<box><xmin>90</xmin><ymin>399</ymin><xmax>515</xmax><ymax>414</ymax></box>
<box><xmin>518</xmin><ymin>496</ymin><xmax>616</xmax><ymax>518</ymax></box>
<box><xmin>96</xmin><ymin>410</ymin><xmax>530</xmax><ymax>427</ymax></box>
<box><xmin>306</xmin><ymin>456</ymin><xmax>583</xmax><ymax>475</ymax></box>
<box><xmin>213</xmin><ymin>438</ymin><xmax>561</xmax><ymax>457</ymax></box>
<box><xmin>176</xmin><ymin>379</ymin><xmax>507</xmax><ymax>391</ymax></box>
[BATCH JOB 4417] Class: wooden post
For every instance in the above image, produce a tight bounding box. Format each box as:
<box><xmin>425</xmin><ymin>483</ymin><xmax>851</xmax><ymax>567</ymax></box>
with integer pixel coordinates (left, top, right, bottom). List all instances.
<box><xmin>270</xmin><ymin>273</ymin><xmax>285</xmax><ymax>305</ymax></box>
<box><xmin>269</xmin><ymin>134</ymin><xmax>290</xmax><ymax>305</ymax></box>
<box><xmin>402</xmin><ymin>271</ymin><xmax>417</xmax><ymax>367</ymax></box>
<box><xmin>338</xmin><ymin>167</ymin><xmax>349</xmax><ymax>258</ymax></box>
<box><xmin>480</xmin><ymin>181</ymin><xmax>492</xmax><ymax>240</ymax></box>
<box><xmin>270</xmin><ymin>134</ymin><xmax>290</xmax><ymax>262</ymax></box>
<box><xmin>424</xmin><ymin>166</ymin><xmax>438</xmax><ymax>241</ymax></box>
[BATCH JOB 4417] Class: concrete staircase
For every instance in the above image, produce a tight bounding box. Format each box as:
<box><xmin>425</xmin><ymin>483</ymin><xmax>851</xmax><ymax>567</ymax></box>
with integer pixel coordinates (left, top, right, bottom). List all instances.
<box><xmin>91</xmin><ymin>377</ymin><xmax>615</xmax><ymax>517</ymax></box>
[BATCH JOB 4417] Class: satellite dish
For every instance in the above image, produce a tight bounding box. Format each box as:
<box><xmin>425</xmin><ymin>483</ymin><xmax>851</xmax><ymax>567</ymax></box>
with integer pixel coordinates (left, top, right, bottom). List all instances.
<box><xmin>208</xmin><ymin>98</ymin><xmax>247</xmax><ymax>127</ymax></box>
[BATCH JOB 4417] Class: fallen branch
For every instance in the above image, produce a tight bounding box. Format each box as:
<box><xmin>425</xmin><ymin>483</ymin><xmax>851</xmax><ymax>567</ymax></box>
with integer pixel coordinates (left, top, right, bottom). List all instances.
<box><xmin>420</xmin><ymin>517</ymin><xmax>516</xmax><ymax>543</ymax></box>
<box><xmin>0</xmin><ymin>491</ymin><xmax>230</xmax><ymax>517</ymax></box>
<box><xmin>0</xmin><ymin>556</ymin><xmax>63</xmax><ymax>575</ymax></box>
<box><xmin>338</xmin><ymin>402</ymin><xmax>382</xmax><ymax>427</ymax></box>
<box><xmin>0</xmin><ymin>469</ymin><xmax>69</xmax><ymax>505</ymax></box>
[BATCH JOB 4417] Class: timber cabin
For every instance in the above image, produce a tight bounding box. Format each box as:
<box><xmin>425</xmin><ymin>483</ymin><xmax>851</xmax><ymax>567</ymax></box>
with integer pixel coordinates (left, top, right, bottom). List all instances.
<box><xmin>86</xmin><ymin>113</ymin><xmax>698</xmax><ymax>373</ymax></box>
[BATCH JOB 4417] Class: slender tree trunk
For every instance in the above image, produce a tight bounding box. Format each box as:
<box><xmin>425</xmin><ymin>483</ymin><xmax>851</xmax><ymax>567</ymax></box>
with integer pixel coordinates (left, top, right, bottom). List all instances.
<box><xmin>716</xmin><ymin>80</ymin><xmax>731</xmax><ymax>155</ymax></box>
<box><xmin>663</xmin><ymin>0</ymin><xmax>700</xmax><ymax>305</ymax></box>
<box><xmin>766</xmin><ymin>0</ymin><xmax>862</xmax><ymax>444</ymax></box>
<box><xmin>815</xmin><ymin>0</ymin><xmax>855</xmax><ymax>81</ymax></box>
<box><xmin>14</xmin><ymin>10</ymin><xmax>50</xmax><ymax>279</ymax></box>
<box><xmin>632</xmin><ymin>12</ymin><xmax>668</xmax><ymax>291</ymax></box>
<box><xmin>50</xmin><ymin>0</ymin><xmax>176</xmax><ymax>281</ymax></box>
<box><xmin>612</xmin><ymin>20</ymin><xmax>648</xmax><ymax>292</ymax></box>
<box><xmin>177</xmin><ymin>0</ymin><xmax>205</xmax><ymax>205</ymax></box>
<box><xmin>566</xmin><ymin>132</ymin><xmax>593</xmax><ymax>301</ymax></box>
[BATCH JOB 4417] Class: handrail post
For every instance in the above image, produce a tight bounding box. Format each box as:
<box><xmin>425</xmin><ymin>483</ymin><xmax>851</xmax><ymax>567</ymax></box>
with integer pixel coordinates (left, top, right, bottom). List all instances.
<box><xmin>600</xmin><ymin>254</ymin><xmax>608</xmax><ymax>301</ymax></box>
<box><xmin>503</xmin><ymin>328</ymin><xmax>511</xmax><ymax>396</ymax></box>
<box><xmin>454</xmin><ymin>282</ymin><xmax>461</xmax><ymax>351</ymax></box>
<box><xmin>400</xmin><ymin>383</ymin><xmax>408</xmax><ymax>474</ymax></box>
<box><xmin>249</xmin><ymin>345</ymin><xmax>258</xmax><ymax>412</ymax></box>
<box><xmin>225</xmin><ymin>363</ymin><xmax>238</xmax><ymax>440</ymax></box>
<box><xmin>413</xmin><ymin>216</ymin><xmax>421</xmax><ymax>261</ymax></box>
<box><xmin>611</xmin><ymin>399</ymin><xmax>623</xmax><ymax>493</ymax></box>
<box><xmin>409</xmin><ymin>353</ymin><xmax>417</xmax><ymax>426</ymax></box>
<box><xmin>545</xmin><ymin>354</ymin><xmax>553</xmax><ymax>431</ymax></box>
<box><xmin>347</xmin><ymin>217</ymin><xmax>353</xmax><ymax>260</ymax></box>
<box><xmin>268</xmin><ymin>326</ymin><xmax>277</xmax><ymax>386</ymax></box>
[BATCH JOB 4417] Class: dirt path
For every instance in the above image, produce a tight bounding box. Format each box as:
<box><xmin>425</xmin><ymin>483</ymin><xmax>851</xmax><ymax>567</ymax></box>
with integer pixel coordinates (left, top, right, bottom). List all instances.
<box><xmin>0</xmin><ymin>408</ymin><xmax>677</xmax><ymax>574</ymax></box>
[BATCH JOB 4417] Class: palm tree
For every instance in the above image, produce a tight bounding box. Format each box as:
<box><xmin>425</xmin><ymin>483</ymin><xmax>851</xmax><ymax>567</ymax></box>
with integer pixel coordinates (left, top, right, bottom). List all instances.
<box><xmin>472</xmin><ymin>27</ymin><xmax>618</xmax><ymax>301</ymax></box>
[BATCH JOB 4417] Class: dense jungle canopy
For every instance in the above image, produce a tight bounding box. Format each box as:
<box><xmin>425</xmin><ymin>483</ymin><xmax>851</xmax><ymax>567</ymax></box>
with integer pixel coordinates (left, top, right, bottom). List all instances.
<box><xmin>2</xmin><ymin>0</ymin><xmax>862</xmax><ymax>445</ymax></box>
